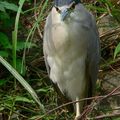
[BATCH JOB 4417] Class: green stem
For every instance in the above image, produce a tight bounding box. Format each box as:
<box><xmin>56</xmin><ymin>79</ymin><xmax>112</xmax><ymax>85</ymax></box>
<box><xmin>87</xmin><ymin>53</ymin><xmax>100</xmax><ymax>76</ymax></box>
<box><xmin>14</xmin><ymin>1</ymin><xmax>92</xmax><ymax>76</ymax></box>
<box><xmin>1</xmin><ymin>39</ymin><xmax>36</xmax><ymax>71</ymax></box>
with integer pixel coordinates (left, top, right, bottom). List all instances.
<box><xmin>12</xmin><ymin>0</ymin><xmax>25</xmax><ymax>89</ymax></box>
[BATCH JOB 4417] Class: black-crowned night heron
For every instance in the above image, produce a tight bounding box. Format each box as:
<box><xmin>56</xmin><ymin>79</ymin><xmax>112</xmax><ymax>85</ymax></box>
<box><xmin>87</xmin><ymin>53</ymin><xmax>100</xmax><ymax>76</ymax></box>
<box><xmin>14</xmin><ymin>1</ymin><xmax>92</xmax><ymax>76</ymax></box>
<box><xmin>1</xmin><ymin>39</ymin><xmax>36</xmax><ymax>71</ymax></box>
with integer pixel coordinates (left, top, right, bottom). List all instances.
<box><xmin>43</xmin><ymin>0</ymin><xmax>100</xmax><ymax>119</ymax></box>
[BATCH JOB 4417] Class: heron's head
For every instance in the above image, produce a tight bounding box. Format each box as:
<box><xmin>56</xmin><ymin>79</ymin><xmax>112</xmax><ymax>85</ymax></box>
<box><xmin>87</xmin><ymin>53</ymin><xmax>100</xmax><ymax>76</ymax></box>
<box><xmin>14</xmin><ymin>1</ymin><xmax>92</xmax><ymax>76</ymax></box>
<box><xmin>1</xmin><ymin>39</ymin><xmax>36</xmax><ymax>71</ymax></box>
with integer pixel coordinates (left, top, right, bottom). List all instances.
<box><xmin>54</xmin><ymin>0</ymin><xmax>80</xmax><ymax>20</ymax></box>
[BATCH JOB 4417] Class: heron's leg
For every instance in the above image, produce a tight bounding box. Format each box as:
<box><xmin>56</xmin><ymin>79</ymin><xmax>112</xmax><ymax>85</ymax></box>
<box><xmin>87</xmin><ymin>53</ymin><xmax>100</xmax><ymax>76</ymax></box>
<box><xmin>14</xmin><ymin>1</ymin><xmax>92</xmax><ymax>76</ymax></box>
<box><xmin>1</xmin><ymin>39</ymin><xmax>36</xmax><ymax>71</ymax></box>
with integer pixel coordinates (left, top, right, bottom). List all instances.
<box><xmin>75</xmin><ymin>97</ymin><xmax>81</xmax><ymax>120</ymax></box>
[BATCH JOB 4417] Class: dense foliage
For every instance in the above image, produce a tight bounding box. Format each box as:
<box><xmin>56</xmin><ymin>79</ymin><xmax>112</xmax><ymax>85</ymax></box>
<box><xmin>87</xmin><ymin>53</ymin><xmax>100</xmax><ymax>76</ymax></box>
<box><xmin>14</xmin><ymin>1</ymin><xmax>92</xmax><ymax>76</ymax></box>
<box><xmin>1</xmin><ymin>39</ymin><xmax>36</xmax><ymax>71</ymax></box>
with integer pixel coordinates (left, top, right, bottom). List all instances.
<box><xmin>0</xmin><ymin>0</ymin><xmax>120</xmax><ymax>119</ymax></box>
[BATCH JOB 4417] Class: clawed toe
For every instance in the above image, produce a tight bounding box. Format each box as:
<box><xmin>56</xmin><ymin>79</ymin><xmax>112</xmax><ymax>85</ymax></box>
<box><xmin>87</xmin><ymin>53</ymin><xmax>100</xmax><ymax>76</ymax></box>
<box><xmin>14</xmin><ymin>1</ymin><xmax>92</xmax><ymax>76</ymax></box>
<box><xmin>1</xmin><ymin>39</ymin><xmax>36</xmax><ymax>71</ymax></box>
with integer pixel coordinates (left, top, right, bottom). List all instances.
<box><xmin>74</xmin><ymin>115</ymin><xmax>81</xmax><ymax>120</ymax></box>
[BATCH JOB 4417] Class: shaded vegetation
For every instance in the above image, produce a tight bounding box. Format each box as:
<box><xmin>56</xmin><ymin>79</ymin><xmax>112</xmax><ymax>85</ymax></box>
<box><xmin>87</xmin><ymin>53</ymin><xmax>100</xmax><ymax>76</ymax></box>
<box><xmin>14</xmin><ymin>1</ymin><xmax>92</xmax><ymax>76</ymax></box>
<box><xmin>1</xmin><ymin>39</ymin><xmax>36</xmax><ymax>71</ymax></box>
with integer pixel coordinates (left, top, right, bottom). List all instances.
<box><xmin>0</xmin><ymin>0</ymin><xmax>120</xmax><ymax>119</ymax></box>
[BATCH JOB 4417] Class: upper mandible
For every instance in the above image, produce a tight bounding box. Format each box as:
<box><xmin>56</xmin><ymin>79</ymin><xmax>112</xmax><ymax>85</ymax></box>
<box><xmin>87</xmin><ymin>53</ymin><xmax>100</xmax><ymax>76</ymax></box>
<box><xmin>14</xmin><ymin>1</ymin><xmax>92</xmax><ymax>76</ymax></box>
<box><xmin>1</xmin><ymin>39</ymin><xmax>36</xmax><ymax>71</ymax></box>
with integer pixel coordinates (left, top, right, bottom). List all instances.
<box><xmin>54</xmin><ymin>0</ymin><xmax>81</xmax><ymax>7</ymax></box>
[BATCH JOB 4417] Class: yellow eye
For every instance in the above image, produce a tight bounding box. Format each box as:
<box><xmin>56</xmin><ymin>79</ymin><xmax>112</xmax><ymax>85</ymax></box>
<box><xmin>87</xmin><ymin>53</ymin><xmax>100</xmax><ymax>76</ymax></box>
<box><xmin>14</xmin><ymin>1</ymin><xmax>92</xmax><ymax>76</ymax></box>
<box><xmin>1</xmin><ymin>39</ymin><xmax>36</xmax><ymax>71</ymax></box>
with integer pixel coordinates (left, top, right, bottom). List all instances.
<box><xmin>55</xmin><ymin>7</ymin><xmax>61</xmax><ymax>13</ymax></box>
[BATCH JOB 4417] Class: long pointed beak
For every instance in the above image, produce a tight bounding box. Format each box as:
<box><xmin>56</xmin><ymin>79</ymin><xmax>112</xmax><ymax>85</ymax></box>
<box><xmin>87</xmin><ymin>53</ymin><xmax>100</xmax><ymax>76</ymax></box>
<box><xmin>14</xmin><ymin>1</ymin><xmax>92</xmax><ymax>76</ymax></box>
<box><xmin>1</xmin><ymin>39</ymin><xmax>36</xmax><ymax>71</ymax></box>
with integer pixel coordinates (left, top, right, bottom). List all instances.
<box><xmin>60</xmin><ymin>8</ymin><xmax>68</xmax><ymax>21</ymax></box>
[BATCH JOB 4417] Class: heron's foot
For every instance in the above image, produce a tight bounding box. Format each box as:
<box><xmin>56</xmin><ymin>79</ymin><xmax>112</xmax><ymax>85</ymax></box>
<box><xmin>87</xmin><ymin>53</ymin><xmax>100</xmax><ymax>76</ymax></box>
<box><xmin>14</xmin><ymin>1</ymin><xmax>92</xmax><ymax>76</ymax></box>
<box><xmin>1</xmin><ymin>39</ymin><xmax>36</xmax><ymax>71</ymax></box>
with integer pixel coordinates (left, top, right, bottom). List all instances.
<box><xmin>74</xmin><ymin>115</ymin><xmax>81</xmax><ymax>120</ymax></box>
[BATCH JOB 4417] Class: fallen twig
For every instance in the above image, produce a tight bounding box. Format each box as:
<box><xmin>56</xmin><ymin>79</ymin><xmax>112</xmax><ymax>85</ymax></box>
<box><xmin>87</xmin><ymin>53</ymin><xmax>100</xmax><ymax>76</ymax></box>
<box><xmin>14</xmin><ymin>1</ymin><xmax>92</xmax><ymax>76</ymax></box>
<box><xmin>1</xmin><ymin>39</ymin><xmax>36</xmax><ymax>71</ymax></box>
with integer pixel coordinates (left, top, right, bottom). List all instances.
<box><xmin>91</xmin><ymin>112</ymin><xmax>120</xmax><ymax>119</ymax></box>
<box><xmin>38</xmin><ymin>86</ymin><xmax>120</xmax><ymax>119</ymax></box>
<box><xmin>79</xmin><ymin>85</ymin><xmax>120</xmax><ymax>119</ymax></box>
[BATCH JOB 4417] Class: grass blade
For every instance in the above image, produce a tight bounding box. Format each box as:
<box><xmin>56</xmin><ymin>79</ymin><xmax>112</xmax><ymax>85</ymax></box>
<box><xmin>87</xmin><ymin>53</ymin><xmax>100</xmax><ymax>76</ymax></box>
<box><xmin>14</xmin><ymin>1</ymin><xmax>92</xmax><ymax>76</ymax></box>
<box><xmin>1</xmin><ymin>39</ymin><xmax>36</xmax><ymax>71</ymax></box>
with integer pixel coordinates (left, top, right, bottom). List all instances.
<box><xmin>0</xmin><ymin>56</ymin><xmax>45</xmax><ymax>113</ymax></box>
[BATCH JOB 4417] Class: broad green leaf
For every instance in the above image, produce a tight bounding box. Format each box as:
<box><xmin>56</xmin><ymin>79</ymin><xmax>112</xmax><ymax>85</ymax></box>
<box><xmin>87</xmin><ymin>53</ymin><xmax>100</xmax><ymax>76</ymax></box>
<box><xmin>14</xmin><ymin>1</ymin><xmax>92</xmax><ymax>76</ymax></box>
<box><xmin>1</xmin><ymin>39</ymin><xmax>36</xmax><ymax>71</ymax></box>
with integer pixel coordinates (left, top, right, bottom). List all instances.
<box><xmin>17</xmin><ymin>41</ymin><xmax>36</xmax><ymax>51</ymax></box>
<box><xmin>0</xmin><ymin>4</ymin><xmax>5</xmax><ymax>12</ymax></box>
<box><xmin>19</xmin><ymin>0</ymin><xmax>25</xmax><ymax>5</ymax></box>
<box><xmin>15</xmin><ymin>96</ymin><xmax>34</xmax><ymax>103</ymax></box>
<box><xmin>0</xmin><ymin>12</ymin><xmax>10</xmax><ymax>20</ymax></box>
<box><xmin>0</xmin><ymin>51</ymin><xmax>8</xmax><ymax>57</ymax></box>
<box><xmin>0</xmin><ymin>79</ymin><xmax>7</xmax><ymax>86</ymax></box>
<box><xmin>0</xmin><ymin>107</ymin><xmax>4</xmax><ymax>111</ymax></box>
<box><xmin>0</xmin><ymin>56</ymin><xmax>45</xmax><ymax>112</ymax></box>
<box><xmin>0</xmin><ymin>32</ymin><xmax>12</xmax><ymax>49</ymax></box>
<box><xmin>0</xmin><ymin>12</ymin><xmax>12</xmax><ymax>29</ymax></box>
<box><xmin>0</xmin><ymin>1</ymin><xmax>18</xmax><ymax>12</ymax></box>
<box><xmin>114</xmin><ymin>42</ymin><xmax>120</xmax><ymax>59</ymax></box>
<box><xmin>4</xmin><ymin>103</ymin><xmax>13</xmax><ymax>108</ymax></box>
<box><xmin>1</xmin><ymin>18</ymin><xmax>14</xmax><ymax>29</ymax></box>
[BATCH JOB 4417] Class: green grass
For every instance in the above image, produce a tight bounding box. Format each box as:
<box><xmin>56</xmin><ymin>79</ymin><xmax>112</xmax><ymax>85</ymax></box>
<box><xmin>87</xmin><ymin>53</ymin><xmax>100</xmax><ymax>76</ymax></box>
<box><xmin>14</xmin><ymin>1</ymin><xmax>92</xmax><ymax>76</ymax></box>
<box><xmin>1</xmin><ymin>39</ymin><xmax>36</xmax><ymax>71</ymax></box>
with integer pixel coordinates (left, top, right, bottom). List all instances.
<box><xmin>0</xmin><ymin>0</ymin><xmax>120</xmax><ymax>119</ymax></box>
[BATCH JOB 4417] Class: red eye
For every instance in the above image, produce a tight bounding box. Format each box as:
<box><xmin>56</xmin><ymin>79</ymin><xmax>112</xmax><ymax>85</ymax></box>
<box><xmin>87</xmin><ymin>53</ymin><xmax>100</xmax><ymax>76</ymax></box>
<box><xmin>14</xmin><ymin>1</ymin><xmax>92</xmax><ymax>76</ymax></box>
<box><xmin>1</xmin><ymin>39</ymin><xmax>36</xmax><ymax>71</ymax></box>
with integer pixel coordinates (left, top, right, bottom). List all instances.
<box><xmin>55</xmin><ymin>7</ymin><xmax>61</xmax><ymax>13</ymax></box>
<box><xmin>71</xmin><ymin>3</ymin><xmax>76</xmax><ymax>9</ymax></box>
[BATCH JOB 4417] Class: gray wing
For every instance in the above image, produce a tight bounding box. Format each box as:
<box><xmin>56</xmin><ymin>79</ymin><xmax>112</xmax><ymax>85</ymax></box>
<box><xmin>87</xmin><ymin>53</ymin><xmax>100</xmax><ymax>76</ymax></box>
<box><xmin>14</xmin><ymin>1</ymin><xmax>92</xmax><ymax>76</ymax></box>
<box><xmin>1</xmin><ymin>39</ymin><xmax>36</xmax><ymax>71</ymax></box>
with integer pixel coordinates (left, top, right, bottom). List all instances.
<box><xmin>86</xmin><ymin>14</ymin><xmax>100</xmax><ymax>96</ymax></box>
<box><xmin>43</xmin><ymin>14</ymin><xmax>50</xmax><ymax>75</ymax></box>
<box><xmin>43</xmin><ymin>12</ymin><xmax>56</xmax><ymax>75</ymax></box>
<box><xmin>43</xmin><ymin>47</ymin><xmax>50</xmax><ymax>75</ymax></box>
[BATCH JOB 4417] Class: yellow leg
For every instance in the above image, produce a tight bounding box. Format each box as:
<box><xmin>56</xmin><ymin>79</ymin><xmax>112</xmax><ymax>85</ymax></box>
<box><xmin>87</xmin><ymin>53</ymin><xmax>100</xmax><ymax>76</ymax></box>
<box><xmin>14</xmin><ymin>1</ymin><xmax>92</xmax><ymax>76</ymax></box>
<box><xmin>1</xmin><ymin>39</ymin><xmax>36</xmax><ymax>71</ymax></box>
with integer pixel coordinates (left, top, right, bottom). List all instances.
<box><xmin>75</xmin><ymin>97</ymin><xmax>81</xmax><ymax>120</ymax></box>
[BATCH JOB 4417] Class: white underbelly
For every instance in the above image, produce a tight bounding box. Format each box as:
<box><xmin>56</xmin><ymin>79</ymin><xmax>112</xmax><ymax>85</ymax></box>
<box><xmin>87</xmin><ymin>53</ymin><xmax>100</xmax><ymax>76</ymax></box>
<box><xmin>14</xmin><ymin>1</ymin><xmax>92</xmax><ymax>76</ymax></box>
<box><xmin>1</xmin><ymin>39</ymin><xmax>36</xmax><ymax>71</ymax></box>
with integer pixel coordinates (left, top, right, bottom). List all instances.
<box><xmin>46</xmin><ymin>12</ymin><xmax>88</xmax><ymax>100</ymax></box>
<box><xmin>48</xmin><ymin>53</ymin><xmax>87</xmax><ymax>100</ymax></box>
